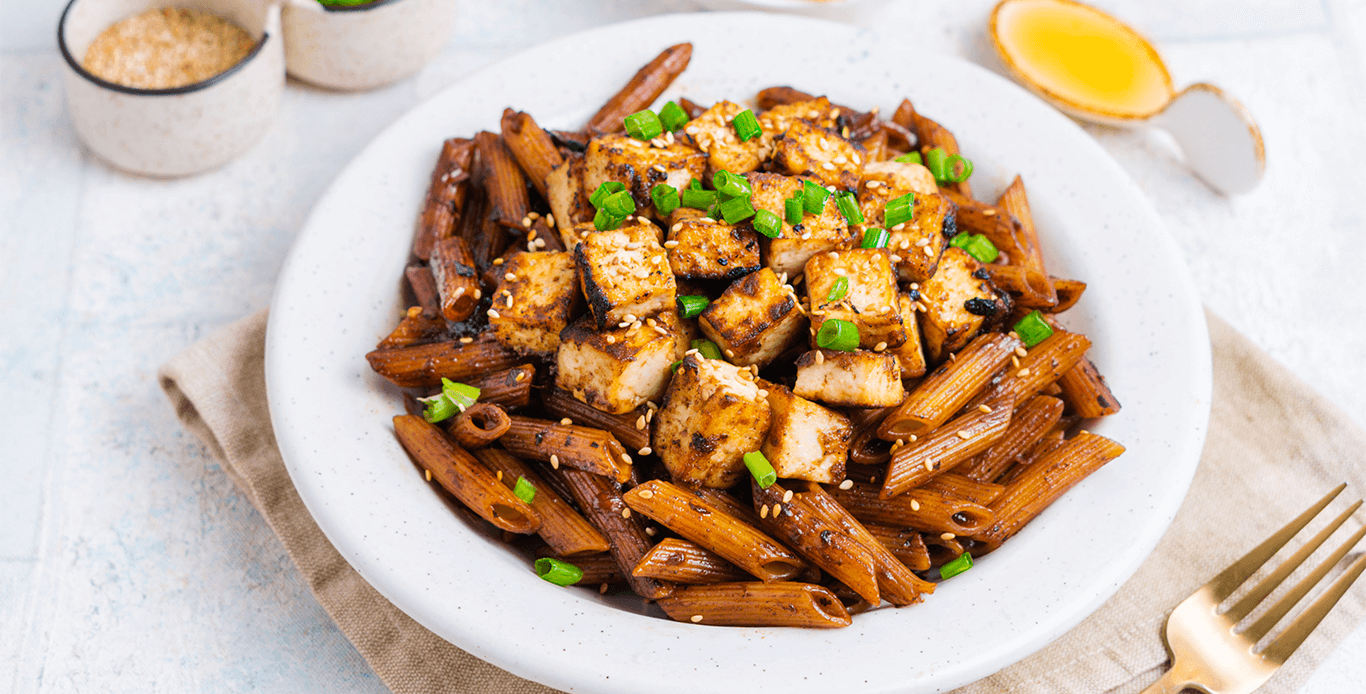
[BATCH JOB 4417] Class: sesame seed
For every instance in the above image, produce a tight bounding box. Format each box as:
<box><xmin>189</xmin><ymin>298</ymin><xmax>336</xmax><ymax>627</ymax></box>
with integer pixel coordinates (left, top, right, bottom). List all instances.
<box><xmin>1016</xmin><ymin>346</ymin><xmax>1028</xmax><ymax>357</ymax></box>
<box><xmin>622</xmin><ymin>508</ymin><xmax>631</xmax><ymax>518</ymax></box>
<box><xmin>599</xmin><ymin>583</ymin><xmax>609</xmax><ymax>594</ymax></box>
<box><xmin>686</xmin><ymin>126</ymin><xmax>699</xmax><ymax>135</ymax></box>
<box><xmin>983</xmin><ymin>208</ymin><xmax>997</xmax><ymax>216</ymax></box>
<box><xmin>638</xmin><ymin>489</ymin><xmax>654</xmax><ymax>499</ymax></box>
<box><xmin>645</xmin><ymin>526</ymin><xmax>657</xmax><ymax>536</ymax></box>
<box><xmin>941</xmin><ymin>532</ymin><xmax>956</xmax><ymax>540</ymax></box>
<box><xmin>636</xmin><ymin>415</ymin><xmax>647</xmax><ymax>430</ymax></box>
<box><xmin>514</xmin><ymin>371</ymin><xmax>527</xmax><ymax>381</ymax></box>
<box><xmin>487</xmin><ymin>308</ymin><xmax>500</xmax><ymax>318</ymax></box>
<box><xmin>838</xmin><ymin>479</ymin><xmax>854</xmax><ymax>490</ymax></box>
<box><xmin>757</xmin><ymin>389</ymin><xmax>768</xmax><ymax>398</ymax></box>
<box><xmin>528</xmin><ymin>229</ymin><xmax>538</xmax><ymax>240</ymax></box>
<box><xmin>606</xmin><ymin>335</ymin><xmax>616</xmax><ymax>344</ymax></box>
<box><xmin>924</xmin><ymin>461</ymin><xmax>934</xmax><ymax>472</ymax></box>
<box><xmin>651</xmin><ymin>255</ymin><xmax>662</xmax><ymax>264</ymax></box>
<box><xmin>621</xmin><ymin>453</ymin><xmax>632</xmax><ymax>464</ymax></box>
<box><xmin>922</xmin><ymin>246</ymin><xmax>935</xmax><ymax>258</ymax></box>
<box><xmin>882</xmin><ymin>305</ymin><xmax>893</xmax><ymax>313</ymax></box>
<box><xmin>874</xmin><ymin>342</ymin><xmax>887</xmax><ymax>352</ymax></box>
<box><xmin>867</xmin><ymin>180</ymin><xmax>882</xmax><ymax>189</ymax></box>
<box><xmin>782</xmin><ymin>490</ymin><xmax>794</xmax><ymax>503</ymax></box>
<box><xmin>701</xmin><ymin>217</ymin><xmax>716</xmax><ymax>223</ymax></box>
<box><xmin>618</xmin><ymin>321</ymin><xmax>631</xmax><ymax>329</ymax></box>
<box><xmin>821</xmin><ymin>162</ymin><xmax>836</xmax><ymax>171</ymax></box>
<box><xmin>725</xmin><ymin>349</ymin><xmax>736</xmax><ymax>357</ymax></box>
<box><xmin>979</xmin><ymin>405</ymin><xmax>994</xmax><ymax>414</ymax></box>
<box><xmin>473</xmin><ymin>289</ymin><xmax>482</xmax><ymax>300</ymax></box>
<box><xmin>690</xmin><ymin>615</ymin><xmax>704</xmax><ymax>623</ymax></box>
<box><xmin>496</xmin><ymin>470</ymin><xmax>502</xmax><ymax>481</ymax></box>
<box><xmin>957</xmin><ymin>430</ymin><xmax>972</xmax><ymax>440</ymax></box>
<box><xmin>800</xmin><ymin>232</ymin><xmax>812</xmax><ymax>240</ymax></box>
<box><xmin>685</xmin><ymin>348</ymin><xmax>699</xmax><ymax>356</ymax></box>
<box><xmin>425</xmin><ymin>469</ymin><xmax>432</xmax><ymax>481</ymax></box>
<box><xmin>815</xmin><ymin>350</ymin><xmax>825</xmax><ymax>364</ymax></box>
<box><xmin>773</xmin><ymin>503</ymin><xmax>783</xmax><ymax>516</ymax></box>
<box><xmin>1018</xmin><ymin>368</ymin><xmax>1032</xmax><ymax>377</ymax></box>
<box><xmin>521</xmin><ymin>216</ymin><xmax>532</xmax><ymax>227</ymax></box>
<box><xmin>1011</xmin><ymin>356</ymin><xmax>1021</xmax><ymax>369</ymax></box>
<box><xmin>834</xmin><ymin>155</ymin><xmax>848</xmax><ymax>165</ymax></box>
<box><xmin>560</xmin><ymin>418</ymin><xmax>573</xmax><ymax>426</ymax></box>
<box><xmin>546</xmin><ymin>214</ymin><xmax>555</xmax><ymax>227</ymax></box>
<box><xmin>760</xmin><ymin>504</ymin><xmax>770</xmax><ymax>519</ymax></box>
<box><xmin>550</xmin><ymin>455</ymin><xmax>560</xmax><ymax>469</ymax></box>
<box><xmin>638</xmin><ymin>447</ymin><xmax>652</xmax><ymax>456</ymax></box>
<box><xmin>506</xmin><ymin>295</ymin><xmax>514</xmax><ymax>308</ymax></box>
<box><xmin>664</xmin><ymin>240</ymin><xmax>680</xmax><ymax>249</ymax></box>
<box><xmin>910</xmin><ymin>499</ymin><xmax>922</xmax><ymax>512</ymax></box>
<box><xmin>896</xmin><ymin>439</ymin><xmax>905</xmax><ymax>447</ymax></box>
<box><xmin>453</xmin><ymin>286</ymin><xmax>466</xmax><ymax>299</ymax></box>
<box><xmin>634</xmin><ymin>269</ymin><xmax>650</xmax><ymax>278</ymax></box>
<box><xmin>889</xmin><ymin>255</ymin><xmax>902</xmax><ymax>263</ymax></box>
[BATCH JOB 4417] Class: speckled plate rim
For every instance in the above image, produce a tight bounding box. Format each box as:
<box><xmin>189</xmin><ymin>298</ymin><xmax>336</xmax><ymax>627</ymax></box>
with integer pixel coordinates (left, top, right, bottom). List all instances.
<box><xmin>266</xmin><ymin>12</ymin><xmax>1211</xmax><ymax>694</ymax></box>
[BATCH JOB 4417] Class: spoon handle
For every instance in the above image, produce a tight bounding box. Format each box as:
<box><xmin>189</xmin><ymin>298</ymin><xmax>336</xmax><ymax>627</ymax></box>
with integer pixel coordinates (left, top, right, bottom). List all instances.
<box><xmin>1152</xmin><ymin>83</ymin><xmax>1265</xmax><ymax>195</ymax></box>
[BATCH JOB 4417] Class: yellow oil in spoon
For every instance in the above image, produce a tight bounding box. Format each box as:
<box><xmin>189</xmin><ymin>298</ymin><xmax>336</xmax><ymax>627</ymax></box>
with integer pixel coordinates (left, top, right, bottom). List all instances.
<box><xmin>992</xmin><ymin>0</ymin><xmax>1174</xmax><ymax>120</ymax></box>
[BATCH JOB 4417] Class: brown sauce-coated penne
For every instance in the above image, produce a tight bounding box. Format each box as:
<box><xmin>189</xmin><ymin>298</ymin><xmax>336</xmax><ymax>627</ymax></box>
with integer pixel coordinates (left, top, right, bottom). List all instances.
<box><xmin>657</xmin><ymin>582</ymin><xmax>851</xmax><ymax>628</ymax></box>
<box><xmin>631</xmin><ymin>538</ymin><xmax>750</xmax><ymax>585</ymax></box>
<box><xmin>367</xmin><ymin>334</ymin><xmax>521</xmax><ymax>389</ymax></box>
<box><xmin>892</xmin><ymin>98</ymin><xmax>973</xmax><ymax>199</ymax></box>
<box><xmin>404</xmin><ymin>265</ymin><xmax>440</xmax><ymax>317</ymax></box>
<box><xmin>800</xmin><ymin>483</ymin><xmax>935</xmax><ymax>605</ymax></box>
<box><xmin>542</xmin><ymin>387</ymin><xmax>650</xmax><ymax>452</ymax></box>
<box><xmin>1045</xmin><ymin>277</ymin><xmax>1086</xmax><ymax>313</ymax></box>
<box><xmin>500</xmin><ymin>416</ymin><xmax>632</xmax><ymax>483</ymax></box>
<box><xmin>585</xmin><ymin>43</ymin><xmax>692</xmax><ymax>135</ymax></box>
<box><xmin>475</xmin><ymin>448</ymin><xmax>610</xmax><ymax>556</ymax></box>
<box><xmin>881</xmin><ymin>403</ymin><xmax>1013</xmax><ymax>498</ymax></box>
<box><xmin>755</xmin><ymin>85</ymin><xmax>817</xmax><ymax>109</ymax></box>
<box><xmin>429</xmin><ymin>235</ymin><xmax>480</xmax><ymax>322</ymax></box>
<box><xmin>413</xmin><ymin>137</ymin><xmax>474</xmax><ymax>261</ymax></box>
<box><xmin>392</xmin><ymin>415</ymin><xmax>540</xmax><ymax>533</ymax></box>
<box><xmin>959</xmin><ymin>395</ymin><xmax>1065</xmax><ymax>483</ymax></box>
<box><xmin>827</xmin><ymin>480</ymin><xmax>995</xmax><ymax>536</ymax></box>
<box><xmin>917</xmin><ymin>473</ymin><xmax>1006</xmax><ymax>506</ymax></box>
<box><xmin>377</xmin><ymin>306</ymin><xmax>448</xmax><ymax>350</ymax></box>
<box><xmin>623</xmin><ymin>480</ymin><xmax>806</xmax><ymax>582</ymax></box>
<box><xmin>691</xmin><ymin>488</ymin><xmax>764</xmax><ymax>528</ymax></box>
<box><xmin>449</xmin><ymin>402</ymin><xmax>511</xmax><ymax>450</ymax></box>
<box><xmin>972</xmin><ymin>329</ymin><xmax>1091</xmax><ymax>409</ymax></box>
<box><xmin>995</xmin><ymin>176</ymin><xmax>1047</xmax><ymax>273</ymax></box>
<box><xmin>863</xmin><ymin>524</ymin><xmax>932</xmax><ymax>571</ymax></box>
<box><xmin>752</xmin><ymin>480</ymin><xmax>880</xmax><ymax>605</ymax></box>
<box><xmin>553</xmin><ymin>466</ymin><xmax>674</xmax><ymax>600</ymax></box>
<box><xmin>982</xmin><ymin>264</ymin><xmax>1058</xmax><ymax>310</ymax></box>
<box><xmin>879</xmin><ymin>332</ymin><xmax>1022</xmax><ymax>440</ymax></box>
<box><xmin>533</xmin><ymin>547</ymin><xmax>624</xmax><ymax>585</ymax></box>
<box><xmin>464</xmin><ymin>364</ymin><xmax>536</xmax><ymax>410</ymax></box>
<box><xmin>1057</xmin><ymin>357</ymin><xmax>1121</xmax><ymax>418</ymax></box>
<box><xmin>499</xmin><ymin>109</ymin><xmax>563</xmax><ymax>200</ymax></box>
<box><xmin>473</xmin><ymin>131</ymin><xmax>529</xmax><ymax>231</ymax></box>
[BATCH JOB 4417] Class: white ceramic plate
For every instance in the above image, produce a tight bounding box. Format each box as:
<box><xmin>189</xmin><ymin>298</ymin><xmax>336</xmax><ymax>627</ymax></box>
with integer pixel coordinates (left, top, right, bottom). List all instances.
<box><xmin>267</xmin><ymin>12</ymin><xmax>1211</xmax><ymax>694</ymax></box>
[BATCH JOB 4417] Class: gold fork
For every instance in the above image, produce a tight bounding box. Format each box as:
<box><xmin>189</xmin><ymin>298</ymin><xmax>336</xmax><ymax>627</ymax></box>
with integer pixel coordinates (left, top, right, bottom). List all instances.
<box><xmin>1141</xmin><ymin>483</ymin><xmax>1366</xmax><ymax>694</ymax></box>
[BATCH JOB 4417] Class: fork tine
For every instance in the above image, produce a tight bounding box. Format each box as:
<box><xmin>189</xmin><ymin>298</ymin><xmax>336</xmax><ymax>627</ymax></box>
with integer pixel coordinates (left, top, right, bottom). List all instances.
<box><xmin>1206</xmin><ymin>483</ymin><xmax>1346</xmax><ymax>600</ymax></box>
<box><xmin>1260</xmin><ymin>551</ymin><xmax>1366</xmax><ymax>664</ymax></box>
<box><xmin>1224</xmin><ymin>500</ymin><xmax>1363</xmax><ymax>621</ymax></box>
<box><xmin>1242</xmin><ymin>521</ymin><xmax>1366</xmax><ymax>643</ymax></box>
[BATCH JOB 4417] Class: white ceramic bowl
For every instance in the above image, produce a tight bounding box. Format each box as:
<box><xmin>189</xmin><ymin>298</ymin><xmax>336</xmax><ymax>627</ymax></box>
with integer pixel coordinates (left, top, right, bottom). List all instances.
<box><xmin>280</xmin><ymin>0</ymin><xmax>456</xmax><ymax>91</ymax></box>
<box><xmin>59</xmin><ymin>0</ymin><xmax>284</xmax><ymax>177</ymax></box>
<box><xmin>267</xmin><ymin>12</ymin><xmax>1211</xmax><ymax>694</ymax></box>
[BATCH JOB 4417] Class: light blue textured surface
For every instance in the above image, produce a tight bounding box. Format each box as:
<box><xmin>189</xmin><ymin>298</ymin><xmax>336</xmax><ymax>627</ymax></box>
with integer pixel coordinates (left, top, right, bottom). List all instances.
<box><xmin>1</xmin><ymin>0</ymin><xmax>1363</xmax><ymax>692</ymax></box>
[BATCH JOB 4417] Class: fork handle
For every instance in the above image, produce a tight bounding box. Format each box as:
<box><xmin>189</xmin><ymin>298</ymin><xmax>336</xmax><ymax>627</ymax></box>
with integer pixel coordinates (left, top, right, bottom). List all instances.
<box><xmin>1138</xmin><ymin>667</ymin><xmax>1192</xmax><ymax>694</ymax></box>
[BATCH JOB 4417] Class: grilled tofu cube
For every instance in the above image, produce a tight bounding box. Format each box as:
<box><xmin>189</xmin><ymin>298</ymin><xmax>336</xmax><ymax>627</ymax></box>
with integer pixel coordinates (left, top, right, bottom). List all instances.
<box><xmin>918</xmin><ymin>246</ymin><xmax>1002</xmax><ymax>361</ymax></box>
<box><xmin>665</xmin><ymin>215</ymin><xmax>761</xmax><ymax>280</ymax></box>
<box><xmin>583</xmin><ymin>134</ymin><xmax>707</xmax><ymax>220</ymax></box>
<box><xmin>890</xmin><ymin>292</ymin><xmax>927</xmax><ymax>379</ymax></box>
<box><xmin>793</xmin><ymin>349</ymin><xmax>905</xmax><ymax>408</ymax></box>
<box><xmin>759</xmin><ymin>382</ymin><xmax>851</xmax><ymax>484</ymax></box>
<box><xmin>861</xmin><ymin>160</ymin><xmax>937</xmax><ymax>195</ymax></box>
<box><xmin>653</xmin><ymin>354</ymin><xmax>772</xmax><ymax>488</ymax></box>
<box><xmin>488</xmin><ymin>251</ymin><xmax>580</xmax><ymax>355</ymax></box>
<box><xmin>747</xmin><ymin>172</ymin><xmax>855</xmax><ymax>278</ymax></box>
<box><xmin>860</xmin><ymin>185</ymin><xmax>956</xmax><ymax>283</ymax></box>
<box><xmin>556</xmin><ymin>310</ymin><xmax>688</xmax><ymax>414</ymax></box>
<box><xmin>547</xmin><ymin>154</ymin><xmax>593</xmax><ymax>247</ymax></box>
<box><xmin>771</xmin><ymin>119</ymin><xmax>864</xmax><ymax>190</ymax></box>
<box><xmin>698</xmin><ymin>268</ymin><xmax>806</xmax><ymax>368</ymax></box>
<box><xmin>575</xmin><ymin>219</ymin><xmax>676</xmax><ymax>329</ymax></box>
<box><xmin>680</xmin><ymin>100</ymin><xmax>771</xmax><ymax>175</ymax></box>
<box><xmin>758</xmin><ymin>97</ymin><xmax>840</xmax><ymax>143</ymax></box>
<box><xmin>805</xmin><ymin>249</ymin><xmax>906</xmax><ymax>350</ymax></box>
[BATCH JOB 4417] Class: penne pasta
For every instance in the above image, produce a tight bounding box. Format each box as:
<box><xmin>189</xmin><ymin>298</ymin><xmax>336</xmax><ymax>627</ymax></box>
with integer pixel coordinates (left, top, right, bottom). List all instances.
<box><xmin>982</xmin><ymin>263</ymin><xmax>1058</xmax><ymax>310</ymax></box>
<box><xmin>1057</xmin><ymin>357</ymin><xmax>1121</xmax><ymax>418</ymax></box>
<box><xmin>827</xmin><ymin>480</ymin><xmax>995</xmax><ymax>536</ymax></box>
<box><xmin>863</xmin><ymin>524</ymin><xmax>932</xmax><ymax>571</ymax></box>
<box><xmin>879</xmin><ymin>332</ymin><xmax>1022</xmax><ymax>440</ymax></box>
<box><xmin>918</xmin><ymin>473</ymin><xmax>1006</xmax><ymax>506</ymax></box>
<box><xmin>499</xmin><ymin>108</ymin><xmax>563</xmax><ymax>200</ymax></box>
<box><xmin>995</xmin><ymin>176</ymin><xmax>1047</xmax><ymax>276</ymax></box>
<box><xmin>849</xmin><ymin>406</ymin><xmax>896</xmax><ymax>467</ymax></box>
<box><xmin>755</xmin><ymin>85</ymin><xmax>817</xmax><ymax>109</ymax></box>
<box><xmin>881</xmin><ymin>401</ymin><xmax>1014</xmax><ymax>498</ymax></box>
<box><xmin>377</xmin><ymin>305</ymin><xmax>447</xmax><ymax>350</ymax></box>
<box><xmin>800</xmin><ymin>483</ymin><xmax>935</xmax><ymax>605</ymax></box>
<box><xmin>657</xmin><ymin>582</ymin><xmax>851</xmax><ymax>628</ymax></box>
<box><xmin>404</xmin><ymin>265</ymin><xmax>440</xmax><ymax>317</ymax></box>
<box><xmin>475</xmin><ymin>448</ymin><xmax>610</xmax><ymax>556</ymax></box>
<box><xmin>366</xmin><ymin>334</ymin><xmax>522</xmax><ymax>388</ymax></box>
<box><xmin>585</xmin><ymin>43</ymin><xmax>692</xmax><ymax>135</ymax></box>
<box><xmin>500</xmin><ymin>416</ymin><xmax>633</xmax><ymax>483</ymax></box>
<box><xmin>623</xmin><ymin>480</ymin><xmax>807</xmax><ymax>582</ymax></box>
<box><xmin>542</xmin><ymin>387</ymin><xmax>651</xmax><ymax>452</ymax></box>
<box><xmin>554</xmin><ymin>466</ymin><xmax>674</xmax><ymax>600</ymax></box>
<box><xmin>413</xmin><ymin>137</ymin><xmax>474</xmax><ymax>261</ymax></box>
<box><xmin>463</xmin><ymin>364</ymin><xmax>536</xmax><ymax>410</ymax></box>
<box><xmin>972</xmin><ymin>329</ymin><xmax>1091</xmax><ymax>409</ymax></box>
<box><xmin>392</xmin><ymin>415</ymin><xmax>540</xmax><ymax>533</ymax></box>
<box><xmin>973</xmin><ymin>432</ymin><xmax>1126</xmax><ymax>549</ymax></box>
<box><xmin>429</xmin><ymin>235</ymin><xmax>481</xmax><ymax>322</ymax></box>
<box><xmin>891</xmin><ymin>98</ymin><xmax>973</xmax><ymax>198</ymax></box>
<box><xmin>474</xmin><ymin>131</ymin><xmax>529</xmax><ymax>231</ymax></box>
<box><xmin>449</xmin><ymin>402</ymin><xmax>511</xmax><ymax>450</ymax></box>
<box><xmin>691</xmin><ymin>487</ymin><xmax>764</xmax><ymax>528</ymax></box>
<box><xmin>1045</xmin><ymin>277</ymin><xmax>1086</xmax><ymax>313</ymax></box>
<box><xmin>922</xmin><ymin>533</ymin><xmax>968</xmax><ymax>567</ymax></box>
<box><xmin>959</xmin><ymin>395</ymin><xmax>1065</xmax><ymax>483</ymax></box>
<box><xmin>631</xmin><ymin>537</ymin><xmax>752</xmax><ymax>585</ymax></box>
<box><xmin>752</xmin><ymin>480</ymin><xmax>881</xmax><ymax>605</ymax></box>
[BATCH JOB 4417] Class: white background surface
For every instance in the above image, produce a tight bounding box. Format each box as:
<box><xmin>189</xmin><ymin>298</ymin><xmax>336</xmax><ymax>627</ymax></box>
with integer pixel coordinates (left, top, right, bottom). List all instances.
<box><xmin>1</xmin><ymin>0</ymin><xmax>1363</xmax><ymax>692</ymax></box>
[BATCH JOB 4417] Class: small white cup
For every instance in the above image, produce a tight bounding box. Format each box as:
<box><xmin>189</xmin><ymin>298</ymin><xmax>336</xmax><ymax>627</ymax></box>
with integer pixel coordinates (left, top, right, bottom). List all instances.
<box><xmin>280</xmin><ymin>0</ymin><xmax>457</xmax><ymax>91</ymax></box>
<box><xmin>59</xmin><ymin>0</ymin><xmax>285</xmax><ymax>177</ymax></box>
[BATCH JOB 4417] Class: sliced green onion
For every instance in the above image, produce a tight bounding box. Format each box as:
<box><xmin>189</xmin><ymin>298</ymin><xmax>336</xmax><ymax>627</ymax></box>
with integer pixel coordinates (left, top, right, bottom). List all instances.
<box><xmin>441</xmin><ymin>378</ymin><xmax>481</xmax><ymax>409</ymax></box>
<box><xmin>603</xmin><ymin>190</ymin><xmax>636</xmax><ymax>218</ymax></box>
<box><xmin>681</xmin><ymin>188</ymin><xmax>717</xmax><ymax>210</ymax></box>
<box><xmin>732</xmin><ymin>109</ymin><xmax>761</xmax><ymax>142</ymax></box>
<box><xmin>949</xmin><ymin>233</ymin><xmax>999</xmax><ymax>263</ymax></box>
<box><xmin>894</xmin><ymin>151</ymin><xmax>923</xmax><ymax>165</ymax></box>
<box><xmin>1013</xmin><ymin>310</ymin><xmax>1054</xmax><ymax>348</ymax></box>
<box><xmin>743</xmin><ymin>451</ymin><xmax>777</xmax><ymax>488</ymax></box>
<box><xmin>659</xmin><ymin>101</ymin><xmax>690</xmax><ymax>132</ymax></box>
<box><xmin>593</xmin><ymin>207</ymin><xmax>624</xmax><ymax>231</ymax></box>
<box><xmin>753</xmin><ymin>209</ymin><xmax>782</xmax><ymax>239</ymax></box>
<box><xmin>945</xmin><ymin>154</ymin><xmax>974</xmax><ymax>184</ymax></box>
<box><xmin>677</xmin><ymin>295</ymin><xmax>710</xmax><ymax>318</ymax></box>
<box><xmin>420</xmin><ymin>394</ymin><xmax>458</xmax><ymax>424</ymax></box>
<box><xmin>861</xmin><ymin>227</ymin><xmax>890</xmax><ymax>249</ymax></box>
<box><xmin>513</xmin><ymin>476</ymin><xmax>536</xmax><ymax>504</ymax></box>
<box><xmin>719</xmin><ymin>195</ymin><xmax>756</xmax><ymax>225</ymax></box>
<box><xmin>689</xmin><ymin>178</ymin><xmax>704</xmax><ymax>191</ymax></box>
<box><xmin>815</xmin><ymin>319</ymin><xmax>859</xmax><ymax>352</ymax></box>
<box><xmin>835</xmin><ymin>192</ymin><xmax>863</xmax><ymax>225</ymax></box>
<box><xmin>925</xmin><ymin>147</ymin><xmax>950</xmax><ymax>182</ymax></box>
<box><xmin>691</xmin><ymin>339</ymin><xmax>723</xmax><ymax>360</ymax></box>
<box><xmin>713</xmin><ymin>170</ymin><xmax>751</xmax><ymax>199</ymax></box>
<box><xmin>624</xmin><ymin>109</ymin><xmax>663</xmax><ymax>141</ymax></box>
<box><xmin>940</xmin><ymin>552</ymin><xmax>973</xmax><ymax>579</ymax></box>
<box><xmin>802</xmin><ymin>179</ymin><xmax>831</xmax><ymax>214</ymax></box>
<box><xmin>883</xmin><ymin>193</ymin><xmax>916</xmax><ymax>229</ymax></box>
<box><xmin>670</xmin><ymin>360</ymin><xmax>683</xmax><ymax>372</ymax></box>
<box><xmin>588</xmin><ymin>181</ymin><xmax>626</xmax><ymax>209</ymax></box>
<box><xmin>826</xmin><ymin>276</ymin><xmax>849</xmax><ymax>302</ymax></box>
<box><xmin>534</xmin><ymin>557</ymin><xmax>583</xmax><ymax>586</ymax></box>
<box><xmin>651</xmin><ymin>183</ymin><xmax>680</xmax><ymax>217</ymax></box>
<box><xmin>784</xmin><ymin>196</ymin><xmax>804</xmax><ymax>225</ymax></box>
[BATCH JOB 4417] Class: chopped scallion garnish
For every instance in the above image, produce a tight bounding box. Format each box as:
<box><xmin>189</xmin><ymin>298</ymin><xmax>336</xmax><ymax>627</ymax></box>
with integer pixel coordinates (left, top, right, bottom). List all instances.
<box><xmin>713</xmin><ymin>170</ymin><xmax>751</xmax><ymax>199</ymax></box>
<box><xmin>925</xmin><ymin>147</ymin><xmax>950</xmax><ymax>182</ymax></box>
<box><xmin>949</xmin><ymin>233</ymin><xmax>999</xmax><ymax>263</ymax></box>
<box><xmin>719</xmin><ymin>195</ymin><xmax>756</xmax><ymax>225</ymax></box>
<box><xmin>681</xmin><ymin>188</ymin><xmax>717</xmax><ymax>210</ymax></box>
<box><xmin>732</xmin><ymin>109</ymin><xmax>761</xmax><ymax>141</ymax></box>
<box><xmin>944</xmin><ymin>154</ymin><xmax>973</xmax><ymax>184</ymax></box>
<box><xmin>861</xmin><ymin>227</ymin><xmax>890</xmax><ymax>249</ymax></box>
<box><xmin>677</xmin><ymin>295</ymin><xmax>710</xmax><ymax>318</ymax></box>
<box><xmin>883</xmin><ymin>193</ymin><xmax>915</xmax><ymax>229</ymax></box>
<box><xmin>826</xmin><ymin>276</ymin><xmax>849</xmax><ymax>302</ymax></box>
<box><xmin>802</xmin><ymin>179</ymin><xmax>831</xmax><ymax>214</ymax></box>
<box><xmin>593</xmin><ymin>207</ymin><xmax>624</xmax><ymax>231</ymax></box>
<box><xmin>939</xmin><ymin>552</ymin><xmax>973</xmax><ymax>579</ymax></box>
<box><xmin>835</xmin><ymin>192</ymin><xmax>863</xmax><ymax>225</ymax></box>
<box><xmin>743</xmin><ymin>451</ymin><xmax>777</xmax><ymax>488</ymax></box>
<box><xmin>534</xmin><ymin>557</ymin><xmax>583</xmax><ymax>586</ymax></box>
<box><xmin>815</xmin><ymin>319</ymin><xmax>859</xmax><ymax>352</ymax></box>
<box><xmin>651</xmin><ymin>183</ymin><xmax>680</xmax><ymax>217</ymax></box>
<box><xmin>753</xmin><ymin>209</ymin><xmax>782</xmax><ymax>239</ymax></box>
<box><xmin>441</xmin><ymin>378</ymin><xmax>480</xmax><ymax>409</ymax></box>
<box><xmin>691</xmin><ymin>339</ymin><xmax>723</xmax><ymax>360</ymax></box>
<box><xmin>659</xmin><ymin>101</ymin><xmax>690</xmax><ymax>132</ymax></box>
<box><xmin>894</xmin><ymin>151</ymin><xmax>923</xmax><ymax>165</ymax></box>
<box><xmin>624</xmin><ymin>109</ymin><xmax>663</xmax><ymax>141</ymax></box>
<box><xmin>784</xmin><ymin>196</ymin><xmax>804</xmax><ymax>225</ymax></box>
<box><xmin>602</xmin><ymin>190</ymin><xmax>636</xmax><ymax>218</ymax></box>
<box><xmin>420</xmin><ymin>393</ymin><xmax>458</xmax><ymax>424</ymax></box>
<box><xmin>588</xmin><ymin>181</ymin><xmax>626</xmax><ymax>209</ymax></box>
<box><xmin>689</xmin><ymin>178</ymin><xmax>704</xmax><ymax>191</ymax></box>
<box><xmin>513</xmin><ymin>476</ymin><xmax>536</xmax><ymax>504</ymax></box>
<box><xmin>1013</xmin><ymin>310</ymin><xmax>1054</xmax><ymax>348</ymax></box>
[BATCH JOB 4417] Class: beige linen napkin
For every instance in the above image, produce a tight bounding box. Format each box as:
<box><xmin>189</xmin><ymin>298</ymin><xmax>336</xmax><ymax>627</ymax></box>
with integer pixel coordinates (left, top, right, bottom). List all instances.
<box><xmin>158</xmin><ymin>309</ymin><xmax>1365</xmax><ymax>694</ymax></box>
